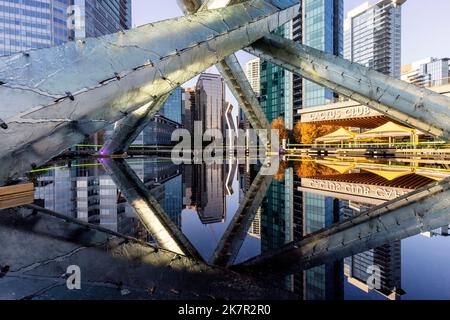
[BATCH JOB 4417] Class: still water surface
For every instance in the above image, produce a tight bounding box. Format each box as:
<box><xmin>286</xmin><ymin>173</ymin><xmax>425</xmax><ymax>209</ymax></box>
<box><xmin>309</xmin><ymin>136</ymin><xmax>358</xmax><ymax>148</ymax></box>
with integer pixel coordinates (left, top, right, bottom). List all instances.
<box><xmin>17</xmin><ymin>156</ymin><xmax>450</xmax><ymax>299</ymax></box>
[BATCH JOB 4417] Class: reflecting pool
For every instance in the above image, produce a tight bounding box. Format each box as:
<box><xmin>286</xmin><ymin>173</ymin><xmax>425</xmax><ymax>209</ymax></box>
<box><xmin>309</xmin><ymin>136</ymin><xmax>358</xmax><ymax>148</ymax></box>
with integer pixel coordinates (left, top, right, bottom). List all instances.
<box><xmin>2</xmin><ymin>156</ymin><xmax>450</xmax><ymax>300</ymax></box>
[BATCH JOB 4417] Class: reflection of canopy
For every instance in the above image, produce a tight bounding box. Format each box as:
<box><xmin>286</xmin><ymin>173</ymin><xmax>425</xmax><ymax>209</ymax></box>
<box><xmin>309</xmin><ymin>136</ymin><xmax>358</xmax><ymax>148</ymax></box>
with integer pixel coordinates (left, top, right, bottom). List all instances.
<box><xmin>356</xmin><ymin>122</ymin><xmax>419</xmax><ymax>139</ymax></box>
<box><xmin>322</xmin><ymin>164</ymin><xmax>355</xmax><ymax>174</ymax></box>
<box><xmin>315</xmin><ymin>128</ymin><xmax>356</xmax><ymax>143</ymax></box>
<box><xmin>363</xmin><ymin>169</ymin><xmax>412</xmax><ymax>181</ymax></box>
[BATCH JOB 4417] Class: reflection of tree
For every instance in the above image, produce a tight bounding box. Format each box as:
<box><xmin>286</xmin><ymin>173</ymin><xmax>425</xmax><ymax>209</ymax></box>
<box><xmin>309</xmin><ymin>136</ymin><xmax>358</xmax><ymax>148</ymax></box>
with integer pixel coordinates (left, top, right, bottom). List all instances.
<box><xmin>274</xmin><ymin>161</ymin><xmax>288</xmax><ymax>181</ymax></box>
<box><xmin>271</xmin><ymin>117</ymin><xmax>289</xmax><ymax>141</ymax></box>
<box><xmin>293</xmin><ymin>122</ymin><xmax>341</xmax><ymax>144</ymax></box>
<box><xmin>294</xmin><ymin>161</ymin><xmax>339</xmax><ymax>178</ymax></box>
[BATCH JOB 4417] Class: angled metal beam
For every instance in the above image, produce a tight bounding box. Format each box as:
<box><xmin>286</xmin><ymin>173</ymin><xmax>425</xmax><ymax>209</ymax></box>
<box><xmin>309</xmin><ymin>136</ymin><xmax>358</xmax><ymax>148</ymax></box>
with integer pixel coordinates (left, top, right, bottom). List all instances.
<box><xmin>211</xmin><ymin>164</ymin><xmax>273</xmax><ymax>267</ymax></box>
<box><xmin>182</xmin><ymin>0</ymin><xmax>272</xmax><ymax>137</ymax></box>
<box><xmin>101</xmin><ymin>158</ymin><xmax>203</xmax><ymax>260</ymax></box>
<box><xmin>101</xmin><ymin>93</ymin><xmax>171</xmax><ymax>154</ymax></box>
<box><xmin>234</xmin><ymin>178</ymin><xmax>450</xmax><ymax>276</ymax></box>
<box><xmin>0</xmin><ymin>0</ymin><xmax>300</xmax><ymax>185</ymax></box>
<box><xmin>246</xmin><ymin>34</ymin><xmax>450</xmax><ymax>141</ymax></box>
<box><xmin>105</xmin><ymin>0</ymin><xmax>265</xmax><ymax>155</ymax></box>
<box><xmin>216</xmin><ymin>54</ymin><xmax>271</xmax><ymax>133</ymax></box>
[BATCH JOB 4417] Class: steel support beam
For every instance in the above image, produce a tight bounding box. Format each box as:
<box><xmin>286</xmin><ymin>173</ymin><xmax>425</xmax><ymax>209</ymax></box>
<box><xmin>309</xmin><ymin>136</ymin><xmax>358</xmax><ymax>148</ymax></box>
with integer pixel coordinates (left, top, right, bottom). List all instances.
<box><xmin>216</xmin><ymin>54</ymin><xmax>271</xmax><ymax>134</ymax></box>
<box><xmin>0</xmin><ymin>0</ymin><xmax>300</xmax><ymax>185</ymax></box>
<box><xmin>247</xmin><ymin>34</ymin><xmax>450</xmax><ymax>141</ymax></box>
<box><xmin>234</xmin><ymin>178</ymin><xmax>450</xmax><ymax>276</ymax></box>
<box><xmin>183</xmin><ymin>0</ymin><xmax>272</xmax><ymax>138</ymax></box>
<box><xmin>211</xmin><ymin>164</ymin><xmax>273</xmax><ymax>267</ymax></box>
<box><xmin>101</xmin><ymin>158</ymin><xmax>203</xmax><ymax>260</ymax></box>
<box><xmin>105</xmin><ymin>0</ymin><xmax>268</xmax><ymax>155</ymax></box>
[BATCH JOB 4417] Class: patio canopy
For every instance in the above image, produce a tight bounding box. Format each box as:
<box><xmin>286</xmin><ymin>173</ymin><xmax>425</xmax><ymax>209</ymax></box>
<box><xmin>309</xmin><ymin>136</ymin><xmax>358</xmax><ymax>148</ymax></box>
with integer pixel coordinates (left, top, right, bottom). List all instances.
<box><xmin>315</xmin><ymin>128</ymin><xmax>356</xmax><ymax>143</ymax></box>
<box><xmin>356</xmin><ymin>121</ymin><xmax>420</xmax><ymax>140</ymax></box>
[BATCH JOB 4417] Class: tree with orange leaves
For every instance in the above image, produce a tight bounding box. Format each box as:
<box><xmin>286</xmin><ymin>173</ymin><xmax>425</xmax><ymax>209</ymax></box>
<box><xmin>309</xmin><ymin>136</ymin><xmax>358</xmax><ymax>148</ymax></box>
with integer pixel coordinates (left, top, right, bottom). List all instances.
<box><xmin>271</xmin><ymin>117</ymin><xmax>289</xmax><ymax>141</ymax></box>
<box><xmin>293</xmin><ymin>122</ymin><xmax>340</xmax><ymax>145</ymax></box>
<box><xmin>293</xmin><ymin>161</ymin><xmax>339</xmax><ymax>179</ymax></box>
<box><xmin>274</xmin><ymin>161</ymin><xmax>288</xmax><ymax>181</ymax></box>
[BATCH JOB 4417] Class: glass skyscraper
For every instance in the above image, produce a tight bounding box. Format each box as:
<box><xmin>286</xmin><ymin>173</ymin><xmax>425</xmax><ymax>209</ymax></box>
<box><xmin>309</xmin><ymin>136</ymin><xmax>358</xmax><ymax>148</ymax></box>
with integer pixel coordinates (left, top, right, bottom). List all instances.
<box><xmin>72</xmin><ymin>0</ymin><xmax>131</xmax><ymax>39</ymax></box>
<box><xmin>195</xmin><ymin>73</ymin><xmax>225</xmax><ymax>135</ymax></box>
<box><xmin>302</xmin><ymin>0</ymin><xmax>343</xmax><ymax>108</ymax></box>
<box><xmin>0</xmin><ymin>0</ymin><xmax>132</xmax><ymax>57</ymax></box>
<box><xmin>260</xmin><ymin>24</ymin><xmax>293</xmax><ymax>129</ymax></box>
<box><xmin>160</xmin><ymin>86</ymin><xmax>183</xmax><ymax>125</ymax></box>
<box><xmin>344</xmin><ymin>0</ymin><xmax>405</xmax><ymax>79</ymax></box>
<box><xmin>0</xmin><ymin>0</ymin><xmax>69</xmax><ymax>56</ymax></box>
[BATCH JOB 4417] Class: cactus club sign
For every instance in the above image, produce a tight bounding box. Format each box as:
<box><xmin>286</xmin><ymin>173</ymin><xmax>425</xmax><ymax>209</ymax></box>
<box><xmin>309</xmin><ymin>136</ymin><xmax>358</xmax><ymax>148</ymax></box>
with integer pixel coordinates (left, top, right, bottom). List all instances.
<box><xmin>302</xmin><ymin>105</ymin><xmax>382</xmax><ymax>122</ymax></box>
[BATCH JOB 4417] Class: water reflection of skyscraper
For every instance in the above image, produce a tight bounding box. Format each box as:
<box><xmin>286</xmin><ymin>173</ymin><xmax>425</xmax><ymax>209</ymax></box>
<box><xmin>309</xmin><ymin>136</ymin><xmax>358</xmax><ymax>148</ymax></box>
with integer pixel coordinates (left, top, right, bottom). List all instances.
<box><xmin>299</xmin><ymin>163</ymin><xmax>406</xmax><ymax>300</ymax></box>
<box><xmin>34</xmin><ymin>159</ymin><xmax>184</xmax><ymax>238</ymax></box>
<box><xmin>185</xmin><ymin>164</ymin><xmax>226</xmax><ymax>225</ymax></box>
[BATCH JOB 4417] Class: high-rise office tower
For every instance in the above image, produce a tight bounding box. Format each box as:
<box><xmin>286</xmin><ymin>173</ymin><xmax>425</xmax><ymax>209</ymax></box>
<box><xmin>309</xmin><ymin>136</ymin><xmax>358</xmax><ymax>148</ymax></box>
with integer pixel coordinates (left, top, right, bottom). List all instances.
<box><xmin>195</xmin><ymin>73</ymin><xmax>226</xmax><ymax>135</ymax></box>
<box><xmin>70</xmin><ymin>0</ymin><xmax>132</xmax><ymax>40</ymax></box>
<box><xmin>303</xmin><ymin>0</ymin><xmax>343</xmax><ymax>108</ymax></box>
<box><xmin>260</xmin><ymin>23</ymin><xmax>293</xmax><ymax>130</ymax></box>
<box><xmin>401</xmin><ymin>57</ymin><xmax>450</xmax><ymax>87</ymax></box>
<box><xmin>0</xmin><ymin>0</ymin><xmax>70</xmax><ymax>56</ymax></box>
<box><xmin>160</xmin><ymin>86</ymin><xmax>183</xmax><ymax>125</ymax></box>
<box><xmin>0</xmin><ymin>0</ymin><xmax>132</xmax><ymax>57</ymax></box>
<box><xmin>245</xmin><ymin>57</ymin><xmax>261</xmax><ymax>95</ymax></box>
<box><xmin>344</xmin><ymin>0</ymin><xmax>405</xmax><ymax>79</ymax></box>
<box><xmin>183</xmin><ymin>87</ymin><xmax>196</xmax><ymax>134</ymax></box>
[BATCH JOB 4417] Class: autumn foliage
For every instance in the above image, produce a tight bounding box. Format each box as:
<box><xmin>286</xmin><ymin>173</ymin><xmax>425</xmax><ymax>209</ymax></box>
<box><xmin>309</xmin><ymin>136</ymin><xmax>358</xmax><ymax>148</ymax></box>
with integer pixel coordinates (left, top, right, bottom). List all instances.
<box><xmin>293</xmin><ymin>122</ymin><xmax>341</xmax><ymax>144</ymax></box>
<box><xmin>271</xmin><ymin>117</ymin><xmax>289</xmax><ymax>141</ymax></box>
<box><xmin>274</xmin><ymin>161</ymin><xmax>288</xmax><ymax>181</ymax></box>
<box><xmin>294</xmin><ymin>161</ymin><xmax>339</xmax><ymax>179</ymax></box>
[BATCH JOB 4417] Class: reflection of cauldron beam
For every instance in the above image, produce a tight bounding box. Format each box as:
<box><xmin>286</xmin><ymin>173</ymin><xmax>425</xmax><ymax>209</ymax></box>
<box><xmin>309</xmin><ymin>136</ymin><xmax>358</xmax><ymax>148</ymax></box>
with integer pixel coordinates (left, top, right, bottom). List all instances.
<box><xmin>102</xmin><ymin>158</ymin><xmax>203</xmax><ymax>260</ymax></box>
<box><xmin>211</xmin><ymin>164</ymin><xmax>273</xmax><ymax>267</ymax></box>
<box><xmin>235</xmin><ymin>178</ymin><xmax>450</xmax><ymax>276</ymax></box>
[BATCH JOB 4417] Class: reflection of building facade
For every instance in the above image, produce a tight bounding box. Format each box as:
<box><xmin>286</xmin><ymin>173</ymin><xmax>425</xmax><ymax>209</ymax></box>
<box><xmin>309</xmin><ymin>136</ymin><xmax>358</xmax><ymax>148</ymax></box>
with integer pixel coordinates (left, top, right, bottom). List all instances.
<box><xmin>344</xmin><ymin>0</ymin><xmax>405</xmax><ymax>78</ymax></box>
<box><xmin>342</xmin><ymin>202</ymin><xmax>404</xmax><ymax>300</ymax></box>
<box><xmin>302</xmin><ymin>192</ymin><xmax>344</xmax><ymax>300</ymax></box>
<box><xmin>34</xmin><ymin>159</ymin><xmax>183</xmax><ymax>235</ymax></box>
<box><xmin>261</xmin><ymin>168</ymin><xmax>294</xmax><ymax>252</ymax></box>
<box><xmin>297</xmin><ymin>161</ymin><xmax>440</xmax><ymax>300</ymax></box>
<box><xmin>248</xmin><ymin>208</ymin><xmax>261</xmax><ymax>239</ymax></box>
<box><xmin>187</xmin><ymin>164</ymin><xmax>225</xmax><ymax>224</ymax></box>
<box><xmin>401</xmin><ymin>57</ymin><xmax>450</xmax><ymax>88</ymax></box>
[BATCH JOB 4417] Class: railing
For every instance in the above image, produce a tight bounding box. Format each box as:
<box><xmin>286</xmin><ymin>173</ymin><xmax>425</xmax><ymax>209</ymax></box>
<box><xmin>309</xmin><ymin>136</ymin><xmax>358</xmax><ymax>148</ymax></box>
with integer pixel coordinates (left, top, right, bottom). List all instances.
<box><xmin>288</xmin><ymin>141</ymin><xmax>450</xmax><ymax>149</ymax></box>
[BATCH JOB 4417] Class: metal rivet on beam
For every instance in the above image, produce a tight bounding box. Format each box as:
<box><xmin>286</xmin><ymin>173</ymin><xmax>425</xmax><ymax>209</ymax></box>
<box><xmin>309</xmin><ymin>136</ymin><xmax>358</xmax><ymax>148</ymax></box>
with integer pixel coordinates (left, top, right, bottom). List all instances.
<box><xmin>0</xmin><ymin>119</ymin><xmax>8</xmax><ymax>130</ymax></box>
<box><xmin>65</xmin><ymin>91</ymin><xmax>75</xmax><ymax>101</ymax></box>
